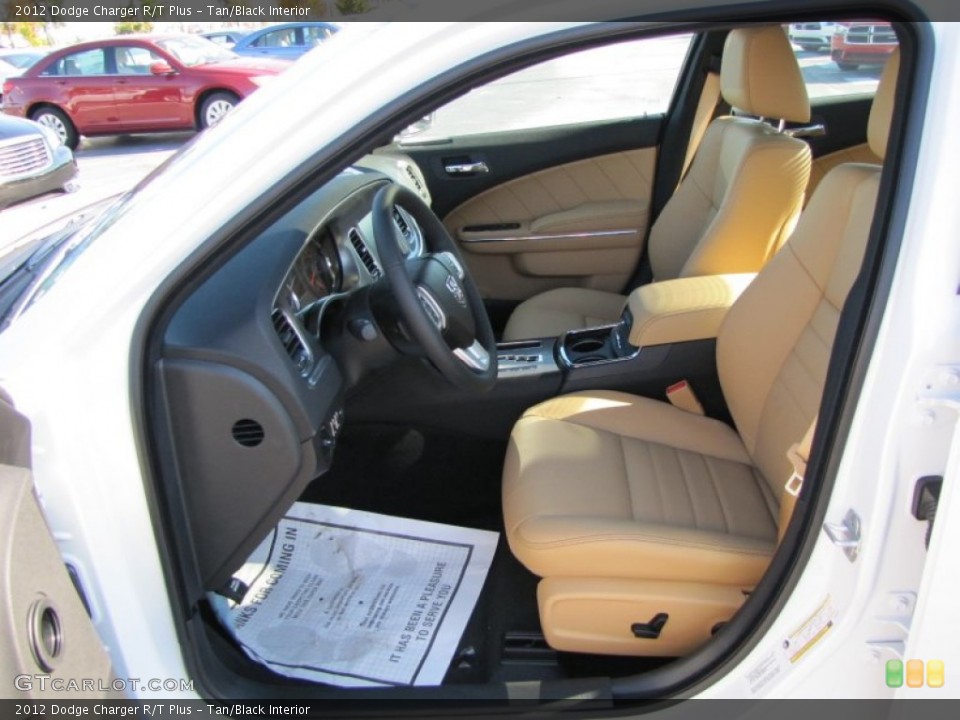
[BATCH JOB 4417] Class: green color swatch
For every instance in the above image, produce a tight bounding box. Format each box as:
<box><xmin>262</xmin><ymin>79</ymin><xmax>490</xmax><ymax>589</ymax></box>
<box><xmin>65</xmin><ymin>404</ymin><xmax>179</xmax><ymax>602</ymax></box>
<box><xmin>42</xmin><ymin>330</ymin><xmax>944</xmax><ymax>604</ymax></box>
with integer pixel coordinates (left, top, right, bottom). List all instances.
<box><xmin>886</xmin><ymin>659</ymin><xmax>904</xmax><ymax>688</ymax></box>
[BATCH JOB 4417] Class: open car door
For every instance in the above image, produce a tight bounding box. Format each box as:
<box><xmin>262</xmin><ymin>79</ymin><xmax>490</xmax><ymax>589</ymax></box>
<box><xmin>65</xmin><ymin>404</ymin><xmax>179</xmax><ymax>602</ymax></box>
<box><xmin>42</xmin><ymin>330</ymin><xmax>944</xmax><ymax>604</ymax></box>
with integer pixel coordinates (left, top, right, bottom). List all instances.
<box><xmin>0</xmin><ymin>389</ymin><xmax>116</xmax><ymax>699</ymax></box>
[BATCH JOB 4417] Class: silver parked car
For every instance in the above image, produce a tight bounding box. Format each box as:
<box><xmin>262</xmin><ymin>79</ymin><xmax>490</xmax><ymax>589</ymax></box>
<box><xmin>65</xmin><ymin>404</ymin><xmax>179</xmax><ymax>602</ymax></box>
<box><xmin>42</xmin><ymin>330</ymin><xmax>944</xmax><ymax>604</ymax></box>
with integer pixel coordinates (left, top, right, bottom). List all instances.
<box><xmin>0</xmin><ymin>113</ymin><xmax>76</xmax><ymax>209</ymax></box>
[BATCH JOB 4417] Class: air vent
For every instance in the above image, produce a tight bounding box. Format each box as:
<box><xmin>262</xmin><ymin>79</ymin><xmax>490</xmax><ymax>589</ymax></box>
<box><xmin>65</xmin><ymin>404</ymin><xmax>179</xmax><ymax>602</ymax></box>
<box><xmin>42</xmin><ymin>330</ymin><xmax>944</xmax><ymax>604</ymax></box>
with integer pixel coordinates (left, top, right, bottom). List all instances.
<box><xmin>271</xmin><ymin>308</ymin><xmax>313</xmax><ymax>376</ymax></box>
<box><xmin>232</xmin><ymin>419</ymin><xmax>265</xmax><ymax>448</ymax></box>
<box><xmin>403</xmin><ymin>163</ymin><xmax>427</xmax><ymax>198</ymax></box>
<box><xmin>393</xmin><ymin>207</ymin><xmax>413</xmax><ymax>254</ymax></box>
<box><xmin>393</xmin><ymin>207</ymin><xmax>410</xmax><ymax>238</ymax></box>
<box><xmin>348</xmin><ymin>227</ymin><xmax>382</xmax><ymax>279</ymax></box>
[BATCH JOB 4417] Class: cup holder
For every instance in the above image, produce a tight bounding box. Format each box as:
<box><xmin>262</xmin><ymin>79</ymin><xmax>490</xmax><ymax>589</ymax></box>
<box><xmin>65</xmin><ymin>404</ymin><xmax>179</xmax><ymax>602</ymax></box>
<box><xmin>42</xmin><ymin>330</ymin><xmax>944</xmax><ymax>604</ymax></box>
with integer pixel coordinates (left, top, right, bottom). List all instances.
<box><xmin>560</xmin><ymin>327</ymin><xmax>620</xmax><ymax>367</ymax></box>
<box><xmin>570</xmin><ymin>338</ymin><xmax>605</xmax><ymax>354</ymax></box>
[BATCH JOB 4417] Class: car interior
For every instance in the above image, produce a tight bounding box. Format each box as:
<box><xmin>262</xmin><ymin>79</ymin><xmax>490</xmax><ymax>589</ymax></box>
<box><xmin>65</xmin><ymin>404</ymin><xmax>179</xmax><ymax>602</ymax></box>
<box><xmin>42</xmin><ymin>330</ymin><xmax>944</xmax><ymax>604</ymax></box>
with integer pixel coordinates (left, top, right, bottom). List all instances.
<box><xmin>141</xmin><ymin>16</ymin><xmax>914</xmax><ymax>705</ymax></box>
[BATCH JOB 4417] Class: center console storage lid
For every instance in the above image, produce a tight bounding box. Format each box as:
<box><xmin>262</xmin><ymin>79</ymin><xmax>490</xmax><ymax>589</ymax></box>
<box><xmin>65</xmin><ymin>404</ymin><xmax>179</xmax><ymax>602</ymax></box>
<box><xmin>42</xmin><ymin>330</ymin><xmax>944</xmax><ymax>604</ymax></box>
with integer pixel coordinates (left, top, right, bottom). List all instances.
<box><xmin>626</xmin><ymin>273</ymin><xmax>755</xmax><ymax>348</ymax></box>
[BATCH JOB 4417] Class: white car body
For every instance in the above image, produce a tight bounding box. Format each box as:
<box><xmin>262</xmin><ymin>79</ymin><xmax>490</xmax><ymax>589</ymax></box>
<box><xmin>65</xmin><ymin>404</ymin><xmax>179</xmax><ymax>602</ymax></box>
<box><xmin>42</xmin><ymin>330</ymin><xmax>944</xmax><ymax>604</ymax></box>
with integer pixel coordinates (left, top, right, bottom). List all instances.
<box><xmin>788</xmin><ymin>22</ymin><xmax>841</xmax><ymax>50</ymax></box>
<box><xmin>0</xmin><ymin>16</ymin><xmax>957</xmax><ymax>702</ymax></box>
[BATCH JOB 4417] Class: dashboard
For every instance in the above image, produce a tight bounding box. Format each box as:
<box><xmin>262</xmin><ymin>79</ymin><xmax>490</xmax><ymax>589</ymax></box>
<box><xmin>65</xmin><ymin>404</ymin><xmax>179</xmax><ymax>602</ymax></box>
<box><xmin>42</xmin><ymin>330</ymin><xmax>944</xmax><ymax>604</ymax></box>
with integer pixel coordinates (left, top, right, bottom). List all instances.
<box><xmin>277</xmin><ymin>201</ymin><xmax>424</xmax><ymax>317</ymax></box>
<box><xmin>158</xmin><ymin>152</ymin><xmax>433</xmax><ymax>590</ymax></box>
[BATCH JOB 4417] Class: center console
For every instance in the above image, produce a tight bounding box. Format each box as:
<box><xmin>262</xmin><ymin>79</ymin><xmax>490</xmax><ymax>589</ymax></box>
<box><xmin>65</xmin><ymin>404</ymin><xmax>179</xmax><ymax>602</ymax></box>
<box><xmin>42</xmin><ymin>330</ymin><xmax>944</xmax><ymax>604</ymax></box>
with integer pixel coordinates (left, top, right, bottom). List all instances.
<box><xmin>356</xmin><ymin>276</ymin><xmax>745</xmax><ymax>439</ymax></box>
<box><xmin>492</xmin><ymin>276</ymin><xmax>741</xmax><ymax>420</ymax></box>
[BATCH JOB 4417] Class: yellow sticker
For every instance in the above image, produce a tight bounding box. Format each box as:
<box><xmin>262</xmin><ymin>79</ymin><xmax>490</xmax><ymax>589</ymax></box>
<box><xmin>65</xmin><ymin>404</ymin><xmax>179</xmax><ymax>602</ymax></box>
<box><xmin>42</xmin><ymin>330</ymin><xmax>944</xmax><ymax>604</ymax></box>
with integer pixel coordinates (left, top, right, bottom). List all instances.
<box><xmin>783</xmin><ymin>595</ymin><xmax>837</xmax><ymax>664</ymax></box>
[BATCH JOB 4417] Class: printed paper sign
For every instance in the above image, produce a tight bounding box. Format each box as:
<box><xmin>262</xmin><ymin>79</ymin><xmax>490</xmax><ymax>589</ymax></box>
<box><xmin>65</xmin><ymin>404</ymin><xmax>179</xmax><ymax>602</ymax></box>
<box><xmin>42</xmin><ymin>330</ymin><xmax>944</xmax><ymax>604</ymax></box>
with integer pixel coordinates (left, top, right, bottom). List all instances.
<box><xmin>211</xmin><ymin>503</ymin><xmax>498</xmax><ymax>687</ymax></box>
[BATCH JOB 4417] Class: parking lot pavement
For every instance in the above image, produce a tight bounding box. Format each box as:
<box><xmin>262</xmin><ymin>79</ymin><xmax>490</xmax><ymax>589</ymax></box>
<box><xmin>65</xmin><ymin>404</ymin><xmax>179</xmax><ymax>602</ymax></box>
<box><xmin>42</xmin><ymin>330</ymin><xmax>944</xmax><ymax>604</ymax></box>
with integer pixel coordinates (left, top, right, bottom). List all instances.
<box><xmin>0</xmin><ymin>132</ymin><xmax>193</xmax><ymax>250</ymax></box>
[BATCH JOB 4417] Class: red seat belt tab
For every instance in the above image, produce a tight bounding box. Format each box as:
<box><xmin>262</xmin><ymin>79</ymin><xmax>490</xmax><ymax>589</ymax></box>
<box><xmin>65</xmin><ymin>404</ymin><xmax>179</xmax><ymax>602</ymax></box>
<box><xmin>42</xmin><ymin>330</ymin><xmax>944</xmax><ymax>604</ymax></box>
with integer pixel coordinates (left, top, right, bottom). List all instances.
<box><xmin>665</xmin><ymin>380</ymin><xmax>705</xmax><ymax>416</ymax></box>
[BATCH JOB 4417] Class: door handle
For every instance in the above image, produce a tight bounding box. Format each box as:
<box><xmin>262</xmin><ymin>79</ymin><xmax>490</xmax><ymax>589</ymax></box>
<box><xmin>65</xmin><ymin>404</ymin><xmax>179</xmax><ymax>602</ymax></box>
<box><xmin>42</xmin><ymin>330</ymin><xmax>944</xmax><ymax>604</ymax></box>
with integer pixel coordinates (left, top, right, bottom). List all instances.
<box><xmin>444</xmin><ymin>161</ymin><xmax>489</xmax><ymax>176</ymax></box>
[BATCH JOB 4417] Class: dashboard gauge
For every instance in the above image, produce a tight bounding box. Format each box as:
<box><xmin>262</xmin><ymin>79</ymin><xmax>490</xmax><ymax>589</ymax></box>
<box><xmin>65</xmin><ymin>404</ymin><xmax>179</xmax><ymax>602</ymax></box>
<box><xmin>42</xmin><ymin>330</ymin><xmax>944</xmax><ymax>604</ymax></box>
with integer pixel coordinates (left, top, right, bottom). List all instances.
<box><xmin>290</xmin><ymin>228</ymin><xmax>343</xmax><ymax>306</ymax></box>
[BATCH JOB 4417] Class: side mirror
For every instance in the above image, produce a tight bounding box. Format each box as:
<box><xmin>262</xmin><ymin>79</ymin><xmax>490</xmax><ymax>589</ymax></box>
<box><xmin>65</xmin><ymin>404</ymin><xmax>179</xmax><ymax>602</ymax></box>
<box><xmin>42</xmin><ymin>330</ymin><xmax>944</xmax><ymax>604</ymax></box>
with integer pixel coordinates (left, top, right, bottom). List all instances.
<box><xmin>397</xmin><ymin>113</ymin><xmax>435</xmax><ymax>140</ymax></box>
<box><xmin>149</xmin><ymin>61</ymin><xmax>176</xmax><ymax>76</ymax></box>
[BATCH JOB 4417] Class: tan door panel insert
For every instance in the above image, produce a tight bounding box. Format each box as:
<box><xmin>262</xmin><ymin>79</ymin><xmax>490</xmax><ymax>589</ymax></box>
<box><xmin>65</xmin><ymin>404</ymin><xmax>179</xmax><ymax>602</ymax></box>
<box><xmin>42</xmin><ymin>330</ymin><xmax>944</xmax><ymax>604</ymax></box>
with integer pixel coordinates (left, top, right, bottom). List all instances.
<box><xmin>444</xmin><ymin>148</ymin><xmax>656</xmax><ymax>300</ymax></box>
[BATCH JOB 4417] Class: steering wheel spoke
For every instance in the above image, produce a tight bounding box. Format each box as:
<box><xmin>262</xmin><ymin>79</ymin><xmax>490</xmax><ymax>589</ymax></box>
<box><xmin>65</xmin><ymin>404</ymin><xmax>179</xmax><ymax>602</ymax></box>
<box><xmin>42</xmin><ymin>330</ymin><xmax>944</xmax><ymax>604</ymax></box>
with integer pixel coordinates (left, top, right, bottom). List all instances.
<box><xmin>453</xmin><ymin>340</ymin><xmax>491</xmax><ymax>372</ymax></box>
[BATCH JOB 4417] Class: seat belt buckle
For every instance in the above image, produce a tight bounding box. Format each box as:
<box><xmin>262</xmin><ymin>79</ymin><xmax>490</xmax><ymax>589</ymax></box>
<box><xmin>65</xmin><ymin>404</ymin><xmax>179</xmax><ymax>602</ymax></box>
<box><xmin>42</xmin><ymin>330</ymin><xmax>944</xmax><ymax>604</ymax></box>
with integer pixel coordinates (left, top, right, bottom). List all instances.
<box><xmin>784</xmin><ymin>441</ymin><xmax>808</xmax><ymax>496</ymax></box>
<box><xmin>784</xmin><ymin>470</ymin><xmax>804</xmax><ymax>497</ymax></box>
<box><xmin>665</xmin><ymin>380</ymin><xmax>705</xmax><ymax>416</ymax></box>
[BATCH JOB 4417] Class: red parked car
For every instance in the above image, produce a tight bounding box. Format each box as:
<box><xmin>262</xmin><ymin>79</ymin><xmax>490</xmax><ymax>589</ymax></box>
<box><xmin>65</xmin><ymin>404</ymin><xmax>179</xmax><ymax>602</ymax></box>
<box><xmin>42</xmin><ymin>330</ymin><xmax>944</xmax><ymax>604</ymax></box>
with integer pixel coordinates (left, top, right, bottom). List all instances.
<box><xmin>830</xmin><ymin>21</ymin><xmax>898</xmax><ymax>70</ymax></box>
<box><xmin>1</xmin><ymin>35</ymin><xmax>291</xmax><ymax>149</ymax></box>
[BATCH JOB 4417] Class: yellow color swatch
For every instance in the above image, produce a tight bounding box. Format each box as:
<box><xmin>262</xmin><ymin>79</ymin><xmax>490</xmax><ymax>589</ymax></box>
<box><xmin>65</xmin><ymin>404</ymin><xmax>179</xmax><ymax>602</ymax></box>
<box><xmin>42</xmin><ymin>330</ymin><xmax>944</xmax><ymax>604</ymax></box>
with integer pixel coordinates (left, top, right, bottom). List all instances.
<box><xmin>906</xmin><ymin>659</ymin><xmax>925</xmax><ymax>688</ymax></box>
<box><xmin>926</xmin><ymin>660</ymin><xmax>944</xmax><ymax>688</ymax></box>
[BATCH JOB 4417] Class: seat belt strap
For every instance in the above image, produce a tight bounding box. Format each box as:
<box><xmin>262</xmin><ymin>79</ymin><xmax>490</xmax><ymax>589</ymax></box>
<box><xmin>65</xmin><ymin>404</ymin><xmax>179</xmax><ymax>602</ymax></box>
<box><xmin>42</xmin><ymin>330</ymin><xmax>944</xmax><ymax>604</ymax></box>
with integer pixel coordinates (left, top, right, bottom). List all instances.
<box><xmin>681</xmin><ymin>70</ymin><xmax>722</xmax><ymax>180</ymax></box>
<box><xmin>778</xmin><ymin>419</ymin><xmax>817</xmax><ymax>543</ymax></box>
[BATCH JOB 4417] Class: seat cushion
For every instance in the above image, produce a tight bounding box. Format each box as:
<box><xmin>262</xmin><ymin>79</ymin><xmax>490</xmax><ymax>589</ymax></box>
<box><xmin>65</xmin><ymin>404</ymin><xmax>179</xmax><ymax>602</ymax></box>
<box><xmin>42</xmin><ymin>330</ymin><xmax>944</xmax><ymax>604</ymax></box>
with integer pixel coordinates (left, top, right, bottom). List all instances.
<box><xmin>502</xmin><ymin>288</ymin><xmax>626</xmax><ymax>341</ymax></box>
<box><xmin>503</xmin><ymin>391</ymin><xmax>778</xmax><ymax>587</ymax></box>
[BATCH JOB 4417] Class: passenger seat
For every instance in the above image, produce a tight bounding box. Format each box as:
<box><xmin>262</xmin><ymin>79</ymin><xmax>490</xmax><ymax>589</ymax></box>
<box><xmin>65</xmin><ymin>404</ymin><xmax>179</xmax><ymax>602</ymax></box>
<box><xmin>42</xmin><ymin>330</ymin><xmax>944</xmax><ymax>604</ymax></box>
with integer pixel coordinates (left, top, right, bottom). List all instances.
<box><xmin>503</xmin><ymin>26</ymin><xmax>813</xmax><ymax>341</ymax></box>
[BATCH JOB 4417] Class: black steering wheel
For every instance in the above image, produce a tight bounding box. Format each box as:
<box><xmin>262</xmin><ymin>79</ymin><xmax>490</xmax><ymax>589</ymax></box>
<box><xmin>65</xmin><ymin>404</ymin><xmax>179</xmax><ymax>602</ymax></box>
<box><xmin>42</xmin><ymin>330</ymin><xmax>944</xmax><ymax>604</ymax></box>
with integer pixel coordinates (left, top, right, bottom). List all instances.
<box><xmin>371</xmin><ymin>184</ymin><xmax>497</xmax><ymax>392</ymax></box>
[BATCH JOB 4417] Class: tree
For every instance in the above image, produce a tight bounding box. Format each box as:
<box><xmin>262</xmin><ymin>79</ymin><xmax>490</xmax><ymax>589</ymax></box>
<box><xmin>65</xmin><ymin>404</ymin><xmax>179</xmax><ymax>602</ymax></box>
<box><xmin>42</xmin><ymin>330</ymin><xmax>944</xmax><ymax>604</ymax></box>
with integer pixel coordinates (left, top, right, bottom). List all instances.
<box><xmin>280</xmin><ymin>0</ymin><xmax>329</xmax><ymax>16</ymax></box>
<box><xmin>115</xmin><ymin>21</ymin><xmax>155</xmax><ymax>35</ymax></box>
<box><xmin>2</xmin><ymin>2</ymin><xmax>63</xmax><ymax>46</ymax></box>
<box><xmin>336</xmin><ymin>0</ymin><xmax>370</xmax><ymax>15</ymax></box>
<box><xmin>2</xmin><ymin>22</ymin><xmax>44</xmax><ymax>47</ymax></box>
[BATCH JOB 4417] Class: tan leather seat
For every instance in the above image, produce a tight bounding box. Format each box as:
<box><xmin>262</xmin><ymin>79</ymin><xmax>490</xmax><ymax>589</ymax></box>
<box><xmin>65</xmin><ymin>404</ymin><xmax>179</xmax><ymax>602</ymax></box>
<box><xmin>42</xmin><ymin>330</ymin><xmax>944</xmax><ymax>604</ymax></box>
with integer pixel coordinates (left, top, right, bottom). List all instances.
<box><xmin>502</xmin><ymin>26</ymin><xmax>813</xmax><ymax>341</ymax></box>
<box><xmin>503</xmin><ymin>50</ymin><xmax>899</xmax><ymax>657</ymax></box>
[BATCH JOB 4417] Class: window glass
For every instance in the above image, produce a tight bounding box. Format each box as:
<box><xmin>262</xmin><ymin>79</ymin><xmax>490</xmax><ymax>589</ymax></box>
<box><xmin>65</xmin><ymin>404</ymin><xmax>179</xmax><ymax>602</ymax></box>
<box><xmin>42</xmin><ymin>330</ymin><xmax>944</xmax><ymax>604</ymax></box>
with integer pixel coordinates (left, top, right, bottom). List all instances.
<box><xmin>155</xmin><ymin>37</ymin><xmax>234</xmax><ymax>67</ymax></box>
<box><xmin>115</xmin><ymin>46</ymin><xmax>164</xmax><ymax>75</ymax></box>
<box><xmin>204</xmin><ymin>35</ymin><xmax>232</xmax><ymax>47</ymax></box>
<box><xmin>786</xmin><ymin>21</ymin><xmax>898</xmax><ymax>101</ymax></box>
<box><xmin>44</xmin><ymin>49</ymin><xmax>107</xmax><ymax>77</ymax></box>
<box><xmin>303</xmin><ymin>26</ymin><xmax>333</xmax><ymax>46</ymax></box>
<box><xmin>253</xmin><ymin>29</ymin><xmax>298</xmax><ymax>48</ymax></box>
<box><xmin>410</xmin><ymin>34</ymin><xmax>693</xmax><ymax>141</ymax></box>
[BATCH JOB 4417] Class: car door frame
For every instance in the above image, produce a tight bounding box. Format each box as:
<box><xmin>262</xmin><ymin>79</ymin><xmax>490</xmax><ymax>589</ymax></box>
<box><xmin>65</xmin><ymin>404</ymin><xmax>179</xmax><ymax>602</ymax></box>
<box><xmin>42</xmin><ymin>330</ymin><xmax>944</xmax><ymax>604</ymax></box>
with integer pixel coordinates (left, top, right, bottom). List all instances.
<box><xmin>0</xmin><ymin>390</ymin><xmax>117</xmax><ymax>700</ymax></box>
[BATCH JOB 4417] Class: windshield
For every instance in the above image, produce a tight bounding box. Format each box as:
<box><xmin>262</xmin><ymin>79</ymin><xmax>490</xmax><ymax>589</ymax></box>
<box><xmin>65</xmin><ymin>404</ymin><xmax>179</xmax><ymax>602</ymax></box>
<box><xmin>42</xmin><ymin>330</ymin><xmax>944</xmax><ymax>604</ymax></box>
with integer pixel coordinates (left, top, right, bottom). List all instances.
<box><xmin>0</xmin><ymin>197</ymin><xmax>119</xmax><ymax>332</ymax></box>
<box><xmin>156</xmin><ymin>36</ymin><xmax>236</xmax><ymax>67</ymax></box>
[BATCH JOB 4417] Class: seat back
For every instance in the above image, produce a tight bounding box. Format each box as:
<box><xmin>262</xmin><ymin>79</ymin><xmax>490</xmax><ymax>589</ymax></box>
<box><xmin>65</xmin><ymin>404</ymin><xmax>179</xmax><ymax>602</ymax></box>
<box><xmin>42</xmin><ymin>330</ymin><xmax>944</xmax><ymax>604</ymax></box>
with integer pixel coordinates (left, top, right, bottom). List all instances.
<box><xmin>648</xmin><ymin>26</ymin><xmax>812</xmax><ymax>281</ymax></box>
<box><xmin>717</xmin><ymin>50</ymin><xmax>899</xmax><ymax>496</ymax></box>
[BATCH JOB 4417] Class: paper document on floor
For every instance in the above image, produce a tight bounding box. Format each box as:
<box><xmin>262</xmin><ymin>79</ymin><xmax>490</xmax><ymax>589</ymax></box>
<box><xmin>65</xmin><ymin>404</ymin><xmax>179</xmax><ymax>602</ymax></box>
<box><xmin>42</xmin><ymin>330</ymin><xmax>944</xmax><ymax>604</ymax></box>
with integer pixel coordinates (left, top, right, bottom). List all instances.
<box><xmin>209</xmin><ymin>502</ymin><xmax>498</xmax><ymax>687</ymax></box>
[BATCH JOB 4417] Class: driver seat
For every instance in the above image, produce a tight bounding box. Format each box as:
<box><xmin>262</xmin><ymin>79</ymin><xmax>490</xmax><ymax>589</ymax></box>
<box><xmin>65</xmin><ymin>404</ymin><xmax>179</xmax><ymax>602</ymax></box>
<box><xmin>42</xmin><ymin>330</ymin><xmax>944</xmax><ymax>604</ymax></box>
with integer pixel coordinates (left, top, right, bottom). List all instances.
<box><xmin>502</xmin><ymin>50</ymin><xmax>898</xmax><ymax>657</ymax></box>
<box><xmin>502</xmin><ymin>26</ymin><xmax>813</xmax><ymax>341</ymax></box>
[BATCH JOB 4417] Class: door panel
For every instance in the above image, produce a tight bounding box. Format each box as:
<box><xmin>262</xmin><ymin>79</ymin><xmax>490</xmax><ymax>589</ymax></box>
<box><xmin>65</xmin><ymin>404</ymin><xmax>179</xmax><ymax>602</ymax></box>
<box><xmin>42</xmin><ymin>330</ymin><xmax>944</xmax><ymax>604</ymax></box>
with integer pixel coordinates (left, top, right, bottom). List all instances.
<box><xmin>444</xmin><ymin>148</ymin><xmax>656</xmax><ymax>299</ymax></box>
<box><xmin>401</xmin><ymin>117</ymin><xmax>663</xmax><ymax>301</ymax></box>
<box><xmin>112</xmin><ymin>45</ymin><xmax>191</xmax><ymax>130</ymax></box>
<box><xmin>398</xmin><ymin>31</ymin><xmax>694</xmax><ymax>303</ymax></box>
<box><xmin>0</xmin><ymin>392</ymin><xmax>115</xmax><ymax>699</ymax></box>
<box><xmin>45</xmin><ymin>48</ymin><xmax>117</xmax><ymax>132</ymax></box>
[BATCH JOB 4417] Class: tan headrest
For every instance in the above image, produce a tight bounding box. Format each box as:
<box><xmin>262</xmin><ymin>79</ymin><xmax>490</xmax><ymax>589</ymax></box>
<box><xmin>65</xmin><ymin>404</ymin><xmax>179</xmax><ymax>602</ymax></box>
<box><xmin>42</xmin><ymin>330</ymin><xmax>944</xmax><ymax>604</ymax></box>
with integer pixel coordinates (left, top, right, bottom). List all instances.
<box><xmin>721</xmin><ymin>26</ymin><xmax>811</xmax><ymax>123</ymax></box>
<box><xmin>868</xmin><ymin>48</ymin><xmax>899</xmax><ymax>160</ymax></box>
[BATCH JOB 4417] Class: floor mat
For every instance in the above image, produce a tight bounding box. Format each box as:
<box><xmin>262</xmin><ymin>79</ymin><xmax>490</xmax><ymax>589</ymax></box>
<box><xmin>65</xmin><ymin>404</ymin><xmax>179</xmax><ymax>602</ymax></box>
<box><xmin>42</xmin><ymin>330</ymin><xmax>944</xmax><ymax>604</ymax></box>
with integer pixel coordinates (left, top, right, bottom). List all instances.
<box><xmin>210</xmin><ymin>502</ymin><xmax>498</xmax><ymax>688</ymax></box>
